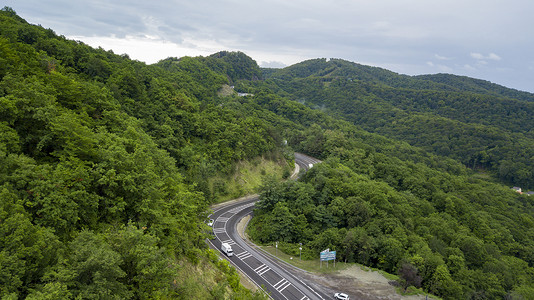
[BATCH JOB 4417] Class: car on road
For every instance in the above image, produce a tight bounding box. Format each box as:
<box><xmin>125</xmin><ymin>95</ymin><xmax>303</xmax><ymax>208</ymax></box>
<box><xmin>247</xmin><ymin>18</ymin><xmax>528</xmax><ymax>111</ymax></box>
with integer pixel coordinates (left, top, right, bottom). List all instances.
<box><xmin>334</xmin><ymin>292</ymin><xmax>349</xmax><ymax>300</ymax></box>
<box><xmin>207</xmin><ymin>219</ymin><xmax>214</xmax><ymax>226</ymax></box>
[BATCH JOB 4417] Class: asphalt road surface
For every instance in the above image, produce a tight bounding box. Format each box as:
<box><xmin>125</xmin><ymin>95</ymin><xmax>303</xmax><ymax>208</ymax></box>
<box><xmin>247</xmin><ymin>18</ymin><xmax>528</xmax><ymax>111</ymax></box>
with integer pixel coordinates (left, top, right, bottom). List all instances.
<box><xmin>208</xmin><ymin>153</ymin><xmax>325</xmax><ymax>300</ymax></box>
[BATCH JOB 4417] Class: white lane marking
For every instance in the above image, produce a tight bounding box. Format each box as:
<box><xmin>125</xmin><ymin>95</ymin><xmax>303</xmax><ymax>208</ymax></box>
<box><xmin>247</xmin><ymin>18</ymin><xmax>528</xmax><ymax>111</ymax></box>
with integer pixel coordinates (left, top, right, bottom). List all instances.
<box><xmin>241</xmin><ymin>253</ymin><xmax>253</xmax><ymax>260</ymax></box>
<box><xmin>213</xmin><ymin>228</ymin><xmax>225</xmax><ymax>234</ymax></box>
<box><xmin>254</xmin><ymin>264</ymin><xmax>271</xmax><ymax>276</ymax></box>
<box><xmin>217</xmin><ymin>217</ymin><xmax>230</xmax><ymax>222</ymax></box>
<box><xmin>229</xmin><ymin>202</ymin><xmax>255</xmax><ymax>214</ymax></box>
<box><xmin>236</xmin><ymin>251</ymin><xmax>253</xmax><ymax>260</ymax></box>
<box><xmin>274</xmin><ymin>278</ymin><xmax>291</xmax><ymax>292</ymax></box>
<box><xmin>254</xmin><ymin>264</ymin><xmax>266</xmax><ymax>272</ymax></box>
<box><xmin>273</xmin><ymin>279</ymin><xmax>286</xmax><ymax>288</ymax></box>
<box><xmin>278</xmin><ymin>282</ymin><xmax>291</xmax><ymax>292</ymax></box>
<box><xmin>258</xmin><ymin>267</ymin><xmax>270</xmax><ymax>276</ymax></box>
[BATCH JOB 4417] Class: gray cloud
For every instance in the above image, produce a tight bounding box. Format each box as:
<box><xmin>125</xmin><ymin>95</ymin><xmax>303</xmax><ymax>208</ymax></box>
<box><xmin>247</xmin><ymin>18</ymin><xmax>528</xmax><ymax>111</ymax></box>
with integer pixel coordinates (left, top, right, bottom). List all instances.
<box><xmin>5</xmin><ymin>0</ymin><xmax>534</xmax><ymax>92</ymax></box>
<box><xmin>260</xmin><ymin>61</ymin><xmax>287</xmax><ymax>68</ymax></box>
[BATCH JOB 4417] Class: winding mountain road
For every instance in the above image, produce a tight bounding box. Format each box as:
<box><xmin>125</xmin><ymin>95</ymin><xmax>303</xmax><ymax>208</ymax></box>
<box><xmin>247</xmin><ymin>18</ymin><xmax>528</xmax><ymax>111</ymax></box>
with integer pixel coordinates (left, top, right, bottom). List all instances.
<box><xmin>208</xmin><ymin>153</ymin><xmax>324</xmax><ymax>300</ymax></box>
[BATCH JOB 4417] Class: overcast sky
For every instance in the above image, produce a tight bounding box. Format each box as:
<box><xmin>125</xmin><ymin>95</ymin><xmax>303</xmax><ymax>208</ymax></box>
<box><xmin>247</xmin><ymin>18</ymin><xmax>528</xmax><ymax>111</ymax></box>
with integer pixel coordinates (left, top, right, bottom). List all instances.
<box><xmin>5</xmin><ymin>0</ymin><xmax>534</xmax><ymax>92</ymax></box>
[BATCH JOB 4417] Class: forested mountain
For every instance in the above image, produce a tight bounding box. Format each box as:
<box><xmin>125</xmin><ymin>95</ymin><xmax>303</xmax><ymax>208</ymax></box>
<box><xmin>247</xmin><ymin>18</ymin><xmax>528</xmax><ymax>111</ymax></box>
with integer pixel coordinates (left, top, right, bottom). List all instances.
<box><xmin>259</xmin><ymin>58</ymin><xmax>534</xmax><ymax>188</ymax></box>
<box><xmin>263</xmin><ymin>58</ymin><xmax>534</xmax><ymax>102</ymax></box>
<box><xmin>243</xmin><ymin>72</ymin><xmax>534</xmax><ymax>298</ymax></box>
<box><xmin>415</xmin><ymin>73</ymin><xmax>534</xmax><ymax>102</ymax></box>
<box><xmin>2</xmin><ymin>7</ymin><xmax>534</xmax><ymax>300</ymax></box>
<box><xmin>0</xmin><ymin>8</ymin><xmax>275</xmax><ymax>299</ymax></box>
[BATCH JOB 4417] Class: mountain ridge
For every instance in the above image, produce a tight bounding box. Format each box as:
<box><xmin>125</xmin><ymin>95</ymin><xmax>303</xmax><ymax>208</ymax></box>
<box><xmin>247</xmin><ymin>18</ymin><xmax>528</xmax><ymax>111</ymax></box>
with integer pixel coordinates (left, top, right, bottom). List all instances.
<box><xmin>263</xmin><ymin>58</ymin><xmax>534</xmax><ymax>101</ymax></box>
<box><xmin>3</xmin><ymin>8</ymin><xmax>534</xmax><ymax>300</ymax></box>
<box><xmin>252</xmin><ymin>57</ymin><xmax>534</xmax><ymax>188</ymax></box>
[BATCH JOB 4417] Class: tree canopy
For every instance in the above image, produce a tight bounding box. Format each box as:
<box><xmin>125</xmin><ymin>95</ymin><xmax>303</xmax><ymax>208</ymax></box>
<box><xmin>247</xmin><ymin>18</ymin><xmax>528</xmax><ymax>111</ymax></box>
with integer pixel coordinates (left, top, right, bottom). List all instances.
<box><xmin>258</xmin><ymin>58</ymin><xmax>534</xmax><ymax>188</ymax></box>
<box><xmin>2</xmin><ymin>6</ymin><xmax>534</xmax><ymax>300</ymax></box>
<box><xmin>0</xmin><ymin>8</ymin><xmax>273</xmax><ymax>299</ymax></box>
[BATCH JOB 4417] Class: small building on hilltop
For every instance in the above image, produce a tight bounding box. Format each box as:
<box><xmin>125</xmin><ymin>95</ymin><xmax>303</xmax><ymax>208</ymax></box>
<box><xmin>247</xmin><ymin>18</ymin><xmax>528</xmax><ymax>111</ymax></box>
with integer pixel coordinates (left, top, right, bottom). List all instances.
<box><xmin>512</xmin><ymin>187</ymin><xmax>522</xmax><ymax>194</ymax></box>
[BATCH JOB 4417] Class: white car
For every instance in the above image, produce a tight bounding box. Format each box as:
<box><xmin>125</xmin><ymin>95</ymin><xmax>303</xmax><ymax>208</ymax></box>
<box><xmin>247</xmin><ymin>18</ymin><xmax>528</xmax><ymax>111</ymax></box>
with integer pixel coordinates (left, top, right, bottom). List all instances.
<box><xmin>207</xmin><ymin>219</ymin><xmax>214</xmax><ymax>226</ymax></box>
<box><xmin>334</xmin><ymin>293</ymin><xmax>349</xmax><ymax>300</ymax></box>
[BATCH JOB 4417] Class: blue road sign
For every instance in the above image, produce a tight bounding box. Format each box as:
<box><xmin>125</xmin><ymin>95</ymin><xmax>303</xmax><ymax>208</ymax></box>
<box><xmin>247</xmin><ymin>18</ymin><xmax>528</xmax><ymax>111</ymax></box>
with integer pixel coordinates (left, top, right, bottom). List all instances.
<box><xmin>320</xmin><ymin>250</ymin><xmax>336</xmax><ymax>261</ymax></box>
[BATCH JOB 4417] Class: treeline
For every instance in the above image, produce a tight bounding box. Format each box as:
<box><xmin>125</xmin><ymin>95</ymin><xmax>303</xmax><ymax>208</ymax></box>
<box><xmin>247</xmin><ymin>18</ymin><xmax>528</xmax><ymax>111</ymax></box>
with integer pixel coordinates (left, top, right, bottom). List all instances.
<box><xmin>257</xmin><ymin>58</ymin><xmax>534</xmax><ymax>188</ymax></box>
<box><xmin>0</xmin><ymin>8</ymin><xmax>273</xmax><ymax>299</ymax></box>
<box><xmin>415</xmin><ymin>73</ymin><xmax>534</xmax><ymax>103</ymax></box>
<box><xmin>231</xmin><ymin>61</ymin><xmax>534</xmax><ymax>298</ymax></box>
<box><xmin>246</xmin><ymin>111</ymin><xmax>534</xmax><ymax>299</ymax></box>
<box><xmin>4</xmin><ymin>6</ymin><xmax>534</xmax><ymax>299</ymax></box>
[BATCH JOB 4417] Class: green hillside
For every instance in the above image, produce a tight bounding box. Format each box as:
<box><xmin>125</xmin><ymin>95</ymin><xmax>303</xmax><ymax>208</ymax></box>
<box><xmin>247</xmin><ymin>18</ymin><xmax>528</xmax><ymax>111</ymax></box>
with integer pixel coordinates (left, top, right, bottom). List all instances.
<box><xmin>415</xmin><ymin>73</ymin><xmax>534</xmax><ymax>102</ymax></box>
<box><xmin>0</xmin><ymin>8</ymin><xmax>273</xmax><ymax>299</ymax></box>
<box><xmin>257</xmin><ymin>58</ymin><xmax>534</xmax><ymax>188</ymax></box>
<box><xmin>2</xmin><ymin>7</ymin><xmax>534</xmax><ymax>300</ymax></box>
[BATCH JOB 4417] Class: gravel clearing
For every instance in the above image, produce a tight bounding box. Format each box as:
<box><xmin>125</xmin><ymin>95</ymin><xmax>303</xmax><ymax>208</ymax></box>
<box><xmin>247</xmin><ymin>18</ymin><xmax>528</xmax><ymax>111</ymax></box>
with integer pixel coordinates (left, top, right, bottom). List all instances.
<box><xmin>223</xmin><ymin>162</ymin><xmax>427</xmax><ymax>300</ymax></box>
<box><xmin>237</xmin><ymin>216</ymin><xmax>426</xmax><ymax>300</ymax></box>
<box><xmin>306</xmin><ymin>264</ymin><xmax>426</xmax><ymax>300</ymax></box>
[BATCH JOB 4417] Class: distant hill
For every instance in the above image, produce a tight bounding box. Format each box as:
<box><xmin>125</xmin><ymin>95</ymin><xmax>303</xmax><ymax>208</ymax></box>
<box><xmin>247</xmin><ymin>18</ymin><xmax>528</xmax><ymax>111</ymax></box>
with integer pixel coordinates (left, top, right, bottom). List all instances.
<box><xmin>259</xmin><ymin>58</ymin><xmax>534</xmax><ymax>188</ymax></box>
<box><xmin>3</xmin><ymin>7</ymin><xmax>534</xmax><ymax>300</ymax></box>
<box><xmin>415</xmin><ymin>73</ymin><xmax>534</xmax><ymax>102</ymax></box>
<box><xmin>208</xmin><ymin>51</ymin><xmax>262</xmax><ymax>82</ymax></box>
<box><xmin>264</xmin><ymin>58</ymin><xmax>534</xmax><ymax>101</ymax></box>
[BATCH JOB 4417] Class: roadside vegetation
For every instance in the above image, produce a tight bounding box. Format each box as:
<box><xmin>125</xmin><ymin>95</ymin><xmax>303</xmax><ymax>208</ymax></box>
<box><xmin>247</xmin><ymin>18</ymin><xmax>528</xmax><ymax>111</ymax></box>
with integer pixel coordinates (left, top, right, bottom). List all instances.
<box><xmin>248</xmin><ymin>155</ymin><xmax>534</xmax><ymax>299</ymax></box>
<box><xmin>209</xmin><ymin>155</ymin><xmax>293</xmax><ymax>203</ymax></box>
<box><xmin>2</xmin><ymin>7</ymin><xmax>534</xmax><ymax>299</ymax></box>
<box><xmin>0</xmin><ymin>8</ymin><xmax>273</xmax><ymax>299</ymax></box>
<box><xmin>255</xmin><ymin>243</ymin><xmax>434</xmax><ymax>298</ymax></box>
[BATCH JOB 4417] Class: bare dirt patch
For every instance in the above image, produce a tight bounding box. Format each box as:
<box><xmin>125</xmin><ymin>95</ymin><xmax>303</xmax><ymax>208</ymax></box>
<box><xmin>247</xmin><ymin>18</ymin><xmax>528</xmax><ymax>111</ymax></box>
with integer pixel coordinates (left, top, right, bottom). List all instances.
<box><xmin>217</xmin><ymin>84</ymin><xmax>235</xmax><ymax>97</ymax></box>
<box><xmin>236</xmin><ymin>216</ymin><xmax>426</xmax><ymax>300</ymax></box>
<box><xmin>305</xmin><ymin>264</ymin><xmax>426</xmax><ymax>300</ymax></box>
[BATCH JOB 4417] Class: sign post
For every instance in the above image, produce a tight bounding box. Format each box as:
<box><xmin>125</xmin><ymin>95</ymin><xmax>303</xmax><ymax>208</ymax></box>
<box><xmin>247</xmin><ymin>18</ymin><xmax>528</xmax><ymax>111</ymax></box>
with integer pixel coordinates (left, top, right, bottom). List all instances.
<box><xmin>320</xmin><ymin>249</ymin><xmax>337</xmax><ymax>268</ymax></box>
<box><xmin>299</xmin><ymin>243</ymin><xmax>302</xmax><ymax>261</ymax></box>
<box><xmin>275</xmin><ymin>241</ymin><xmax>278</xmax><ymax>256</ymax></box>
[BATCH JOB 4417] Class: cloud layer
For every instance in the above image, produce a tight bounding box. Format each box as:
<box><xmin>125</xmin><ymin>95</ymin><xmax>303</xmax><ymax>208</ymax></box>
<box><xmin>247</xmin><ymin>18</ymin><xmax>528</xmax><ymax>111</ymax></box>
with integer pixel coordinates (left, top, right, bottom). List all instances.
<box><xmin>5</xmin><ymin>0</ymin><xmax>534</xmax><ymax>92</ymax></box>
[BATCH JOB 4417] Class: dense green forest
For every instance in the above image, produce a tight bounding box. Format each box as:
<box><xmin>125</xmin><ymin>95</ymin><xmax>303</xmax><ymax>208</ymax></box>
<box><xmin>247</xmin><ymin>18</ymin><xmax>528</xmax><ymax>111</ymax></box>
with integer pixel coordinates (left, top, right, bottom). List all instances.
<box><xmin>240</xmin><ymin>83</ymin><xmax>534</xmax><ymax>298</ymax></box>
<box><xmin>0</xmin><ymin>8</ymin><xmax>277</xmax><ymax>299</ymax></box>
<box><xmin>2</xmin><ymin>7</ymin><xmax>534</xmax><ymax>300</ymax></box>
<box><xmin>257</xmin><ymin>58</ymin><xmax>534</xmax><ymax>189</ymax></box>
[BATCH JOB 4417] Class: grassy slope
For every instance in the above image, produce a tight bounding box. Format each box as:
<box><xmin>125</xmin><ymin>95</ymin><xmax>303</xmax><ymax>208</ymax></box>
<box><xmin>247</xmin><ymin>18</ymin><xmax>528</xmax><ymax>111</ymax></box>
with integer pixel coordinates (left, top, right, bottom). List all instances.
<box><xmin>210</xmin><ymin>156</ymin><xmax>292</xmax><ymax>203</ymax></box>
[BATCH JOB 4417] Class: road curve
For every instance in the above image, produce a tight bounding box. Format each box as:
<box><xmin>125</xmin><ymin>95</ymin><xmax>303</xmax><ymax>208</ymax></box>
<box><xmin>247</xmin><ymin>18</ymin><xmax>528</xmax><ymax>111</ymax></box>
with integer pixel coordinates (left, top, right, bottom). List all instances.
<box><xmin>208</xmin><ymin>153</ymin><xmax>324</xmax><ymax>300</ymax></box>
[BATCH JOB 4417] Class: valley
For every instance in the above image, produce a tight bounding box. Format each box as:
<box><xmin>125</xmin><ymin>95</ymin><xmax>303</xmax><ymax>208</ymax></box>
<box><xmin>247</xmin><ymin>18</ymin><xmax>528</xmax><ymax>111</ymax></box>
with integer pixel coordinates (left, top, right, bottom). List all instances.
<box><xmin>1</xmin><ymin>8</ymin><xmax>534</xmax><ymax>299</ymax></box>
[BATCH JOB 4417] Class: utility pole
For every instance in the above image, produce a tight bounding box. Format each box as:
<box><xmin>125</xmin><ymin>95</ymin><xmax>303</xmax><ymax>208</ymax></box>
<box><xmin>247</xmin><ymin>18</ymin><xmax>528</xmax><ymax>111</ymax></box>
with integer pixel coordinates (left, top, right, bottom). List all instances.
<box><xmin>299</xmin><ymin>243</ymin><xmax>302</xmax><ymax>260</ymax></box>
